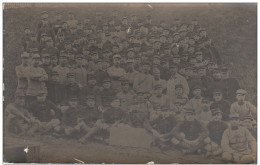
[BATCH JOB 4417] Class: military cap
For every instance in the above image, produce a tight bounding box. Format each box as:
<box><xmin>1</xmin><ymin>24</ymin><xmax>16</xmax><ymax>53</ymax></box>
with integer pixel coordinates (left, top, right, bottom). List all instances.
<box><xmin>59</xmin><ymin>52</ymin><xmax>67</xmax><ymax>58</ymax></box>
<box><xmin>126</xmin><ymin>59</ymin><xmax>134</xmax><ymax>64</ymax></box>
<box><xmin>45</xmin><ymin>37</ymin><xmax>53</xmax><ymax>42</ymax></box>
<box><xmin>75</xmin><ymin>54</ymin><xmax>84</xmax><ymax>59</ymax></box>
<box><xmin>241</xmin><ymin>114</ymin><xmax>253</xmax><ymax>121</ymax></box>
<box><xmin>154</xmin><ymin>84</ymin><xmax>163</xmax><ymax>89</ymax></box>
<box><xmin>51</xmin><ymin>70</ymin><xmax>59</xmax><ymax>76</ymax></box>
<box><xmin>86</xmin><ymin>95</ymin><xmax>95</xmax><ymax>100</ymax></box>
<box><xmin>41</xmin><ymin>52</ymin><xmax>50</xmax><ymax>57</ymax></box>
<box><xmin>183</xmin><ymin>106</ymin><xmax>195</xmax><ymax>114</ymax></box>
<box><xmin>211</xmin><ymin>107</ymin><xmax>222</xmax><ymax>115</ymax></box>
<box><xmin>154</xmin><ymin>40</ymin><xmax>161</xmax><ymax>43</ymax></box>
<box><xmin>160</xmin><ymin>34</ymin><xmax>167</xmax><ymax>38</ymax></box>
<box><xmin>192</xmin><ymin>83</ymin><xmax>202</xmax><ymax>90</ymax></box>
<box><xmin>127</xmin><ymin>48</ymin><xmax>135</xmax><ymax>53</ymax></box>
<box><xmin>172</xmin><ymin>33</ymin><xmax>180</xmax><ymax>37</ymax></box>
<box><xmin>103</xmin><ymin>78</ymin><xmax>111</xmax><ymax>83</ymax></box>
<box><xmin>195</xmin><ymin>51</ymin><xmax>203</xmax><ymax>56</ymax></box>
<box><xmin>32</xmin><ymin>54</ymin><xmax>40</xmax><ymax>59</ymax></box>
<box><xmin>41</xmin><ymin>33</ymin><xmax>47</xmax><ymax>37</ymax></box>
<box><xmin>121</xmin><ymin>79</ymin><xmax>130</xmax><ymax>85</ymax></box>
<box><xmin>213</xmin><ymin>89</ymin><xmax>223</xmax><ymax>94</ymax></box>
<box><xmin>21</xmin><ymin>52</ymin><xmax>30</xmax><ymax>58</ymax></box>
<box><xmin>229</xmin><ymin>113</ymin><xmax>239</xmax><ymax>119</ymax></box>
<box><xmin>122</xmin><ymin>16</ymin><xmax>128</xmax><ymax>20</ymax></box>
<box><xmin>142</xmin><ymin>61</ymin><xmax>151</xmax><ymax>66</ymax></box>
<box><xmin>67</xmin><ymin>72</ymin><xmax>75</xmax><ymax>78</ymax></box>
<box><xmin>172</xmin><ymin>54</ymin><xmax>180</xmax><ymax>58</ymax></box>
<box><xmin>24</xmin><ymin>26</ymin><xmax>30</xmax><ymax>30</ymax></box>
<box><xmin>37</xmin><ymin>89</ymin><xmax>47</xmax><ymax>96</ymax></box>
<box><xmin>88</xmin><ymin>74</ymin><xmax>96</xmax><ymax>80</ymax></box>
<box><xmin>113</xmin><ymin>54</ymin><xmax>121</xmax><ymax>59</ymax></box>
<box><xmin>212</xmin><ymin>68</ymin><xmax>220</xmax><ymax>73</ymax></box>
<box><xmin>15</xmin><ymin>91</ymin><xmax>25</xmax><ymax>98</ymax></box>
<box><xmin>198</xmin><ymin>66</ymin><xmax>207</xmax><ymax>70</ymax></box>
<box><xmin>112</xmin><ymin>35</ymin><xmax>119</xmax><ymax>39</ymax></box>
<box><xmin>220</xmin><ymin>66</ymin><xmax>229</xmax><ymax>72</ymax></box>
<box><xmin>175</xmin><ymin>84</ymin><xmax>183</xmax><ymax>89</ymax></box>
<box><xmin>153</xmin><ymin>55</ymin><xmax>161</xmax><ymax>59</ymax></box>
<box><xmin>236</xmin><ymin>89</ymin><xmax>247</xmax><ymax>95</ymax></box>
<box><xmin>69</xmin><ymin>96</ymin><xmax>78</xmax><ymax>101</ymax></box>
<box><xmin>198</xmin><ymin>27</ymin><xmax>206</xmax><ymax>32</ymax></box>
<box><xmin>41</xmin><ymin>11</ymin><xmax>48</xmax><ymax>19</ymax></box>
<box><xmin>169</xmin><ymin>65</ymin><xmax>179</xmax><ymax>69</ymax></box>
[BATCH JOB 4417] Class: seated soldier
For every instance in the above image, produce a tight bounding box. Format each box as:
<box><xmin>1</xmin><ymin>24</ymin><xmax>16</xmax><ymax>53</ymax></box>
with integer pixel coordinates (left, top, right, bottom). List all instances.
<box><xmin>170</xmin><ymin>100</ymin><xmax>185</xmax><ymax>122</ymax></box>
<box><xmin>60</xmin><ymin>96</ymin><xmax>81</xmax><ymax>139</ymax></box>
<box><xmin>98</xmin><ymin>78</ymin><xmax>117</xmax><ymax>110</ymax></box>
<box><xmin>65</xmin><ymin>72</ymin><xmax>81</xmax><ymax>100</ymax></box>
<box><xmin>78</xmin><ymin>95</ymin><xmax>103</xmax><ymax>143</ymax></box>
<box><xmin>240</xmin><ymin>115</ymin><xmax>257</xmax><ymax>140</ymax></box>
<box><xmin>221</xmin><ymin>113</ymin><xmax>256</xmax><ymax>163</ymax></box>
<box><xmin>116</xmin><ymin>79</ymin><xmax>135</xmax><ymax>111</ymax></box>
<box><xmin>171</xmin><ymin>106</ymin><xmax>208</xmax><ymax>155</ymax></box>
<box><xmin>81</xmin><ymin>74</ymin><xmax>100</xmax><ymax>104</ymax></box>
<box><xmin>168</xmin><ymin>84</ymin><xmax>188</xmax><ymax>109</ymax></box>
<box><xmin>211</xmin><ymin>89</ymin><xmax>230</xmax><ymax>121</ymax></box>
<box><xmin>145</xmin><ymin>103</ymin><xmax>177</xmax><ymax>151</ymax></box>
<box><xmin>127</xmin><ymin>91</ymin><xmax>153</xmax><ymax>128</ymax></box>
<box><xmin>230</xmin><ymin>89</ymin><xmax>256</xmax><ymax>121</ymax></box>
<box><xmin>187</xmin><ymin>84</ymin><xmax>204</xmax><ymax>115</ymax></box>
<box><xmin>149</xmin><ymin>84</ymin><xmax>167</xmax><ymax>108</ymax></box>
<box><xmin>28</xmin><ymin>90</ymin><xmax>62</xmax><ymax>136</ymax></box>
<box><xmin>4</xmin><ymin>91</ymin><xmax>40</xmax><ymax>136</ymax></box>
<box><xmin>204</xmin><ymin>104</ymin><xmax>228</xmax><ymax>157</ymax></box>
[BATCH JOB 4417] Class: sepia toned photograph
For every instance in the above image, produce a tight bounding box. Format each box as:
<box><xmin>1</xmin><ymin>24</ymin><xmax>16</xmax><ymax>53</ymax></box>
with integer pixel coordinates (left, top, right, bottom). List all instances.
<box><xmin>3</xmin><ymin>3</ymin><xmax>257</xmax><ymax>164</ymax></box>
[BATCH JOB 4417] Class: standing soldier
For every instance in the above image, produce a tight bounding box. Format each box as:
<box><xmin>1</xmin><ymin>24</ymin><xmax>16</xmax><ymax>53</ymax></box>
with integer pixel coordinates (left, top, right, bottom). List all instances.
<box><xmin>221</xmin><ymin>113</ymin><xmax>256</xmax><ymax>163</ymax></box>
<box><xmin>37</xmin><ymin>11</ymin><xmax>55</xmax><ymax>42</ymax></box>
<box><xmin>116</xmin><ymin>80</ymin><xmax>135</xmax><ymax>111</ymax></box>
<box><xmin>149</xmin><ymin>84</ymin><xmax>168</xmax><ymax>108</ymax></box>
<box><xmin>166</xmin><ymin>65</ymin><xmax>189</xmax><ymax>105</ymax></box>
<box><xmin>26</xmin><ymin>54</ymin><xmax>48</xmax><ymax>106</ymax></box>
<box><xmin>124</xmin><ymin>59</ymin><xmax>139</xmax><ymax>88</ymax></box>
<box><xmin>107</xmin><ymin>54</ymin><xmax>126</xmax><ymax>92</ymax></box>
<box><xmin>72</xmin><ymin>54</ymin><xmax>88</xmax><ymax>88</ymax></box>
<box><xmin>52</xmin><ymin>51</ymin><xmax>70</xmax><ymax>104</ymax></box>
<box><xmin>133</xmin><ymin>61</ymin><xmax>154</xmax><ymax>95</ymax></box>
<box><xmin>15</xmin><ymin>52</ymin><xmax>30</xmax><ymax>95</ymax></box>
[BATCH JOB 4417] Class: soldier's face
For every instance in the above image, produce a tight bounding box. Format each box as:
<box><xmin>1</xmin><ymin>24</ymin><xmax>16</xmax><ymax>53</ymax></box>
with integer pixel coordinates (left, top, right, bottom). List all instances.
<box><xmin>173</xmin><ymin>58</ymin><xmax>180</xmax><ymax>64</ymax></box>
<box><xmin>86</xmin><ymin>99</ymin><xmax>95</xmax><ymax>107</ymax></box>
<box><xmin>42</xmin><ymin>56</ymin><xmax>50</xmax><ymax>65</ymax></box>
<box><xmin>111</xmin><ymin>100</ymin><xmax>120</xmax><ymax>108</ymax></box>
<box><xmin>59</xmin><ymin>57</ymin><xmax>67</xmax><ymax>65</ymax></box>
<box><xmin>161</xmin><ymin>62</ymin><xmax>169</xmax><ymax>69</ymax></box>
<box><xmin>242</xmin><ymin>119</ymin><xmax>253</xmax><ymax>129</ymax></box>
<box><xmin>189</xmin><ymin>58</ymin><xmax>197</xmax><ymax>65</ymax></box>
<box><xmin>175</xmin><ymin>87</ymin><xmax>183</xmax><ymax>96</ymax></box>
<box><xmin>170</xmin><ymin>67</ymin><xmax>178</xmax><ymax>75</ymax></box>
<box><xmin>236</xmin><ymin>94</ymin><xmax>245</xmax><ymax>102</ymax></box>
<box><xmin>213</xmin><ymin>113</ymin><xmax>222</xmax><ymax>121</ymax></box>
<box><xmin>171</xmin><ymin>47</ymin><xmax>179</xmax><ymax>54</ymax></box>
<box><xmin>103</xmin><ymin>82</ymin><xmax>111</xmax><ymax>89</ymax></box>
<box><xmin>188</xmin><ymin>47</ymin><xmax>195</xmax><ymax>54</ymax></box>
<box><xmin>193</xmin><ymin>89</ymin><xmax>202</xmax><ymax>97</ymax></box>
<box><xmin>213</xmin><ymin>72</ymin><xmax>221</xmax><ymax>79</ymax></box>
<box><xmin>196</xmin><ymin>55</ymin><xmax>203</xmax><ymax>62</ymax></box>
<box><xmin>153</xmin><ymin>58</ymin><xmax>160</xmax><ymax>65</ymax></box>
<box><xmin>142</xmin><ymin>65</ymin><xmax>150</xmax><ymax>73</ymax></box>
<box><xmin>153</xmin><ymin>72</ymin><xmax>160</xmax><ymax>79</ymax></box>
<box><xmin>68</xmin><ymin>53</ymin><xmax>75</xmax><ymax>61</ymax></box>
<box><xmin>213</xmin><ymin>93</ymin><xmax>223</xmax><ymax>102</ymax></box>
<box><xmin>230</xmin><ymin>118</ymin><xmax>240</xmax><ymax>127</ymax></box>
<box><xmin>68</xmin><ymin>14</ymin><xmax>74</xmax><ymax>20</ymax></box>
<box><xmin>37</xmin><ymin>94</ymin><xmax>47</xmax><ymax>102</ymax></box>
<box><xmin>155</xmin><ymin>88</ymin><xmax>163</xmax><ymax>95</ymax></box>
<box><xmin>21</xmin><ymin>58</ymin><xmax>29</xmax><ymax>65</ymax></box>
<box><xmin>103</xmin><ymin>25</ymin><xmax>108</xmax><ymax>31</ymax></box>
<box><xmin>113</xmin><ymin>58</ymin><xmax>120</xmax><ymax>66</ymax></box>
<box><xmin>185</xmin><ymin>113</ymin><xmax>195</xmax><ymax>121</ymax></box>
<box><xmin>221</xmin><ymin>72</ymin><xmax>229</xmax><ymax>79</ymax></box>
<box><xmin>25</xmin><ymin>29</ymin><xmax>30</xmax><ymax>34</ymax></box>
<box><xmin>31</xmin><ymin>36</ymin><xmax>37</xmax><ymax>41</ymax></box>
<box><xmin>56</xmin><ymin>14</ymin><xmax>62</xmax><ymax>20</ymax></box>
<box><xmin>88</xmin><ymin>79</ymin><xmax>96</xmax><ymax>86</ymax></box>
<box><xmin>200</xmin><ymin>31</ymin><xmax>207</xmax><ymax>37</ymax></box>
<box><xmin>33</xmin><ymin>58</ymin><xmax>40</xmax><ymax>66</ymax></box>
<box><xmin>198</xmin><ymin>69</ymin><xmax>206</xmax><ymax>77</ymax></box>
<box><xmin>15</xmin><ymin>97</ymin><xmax>25</xmax><ymax>107</ymax></box>
<box><xmin>65</xmin><ymin>43</ymin><xmax>71</xmax><ymax>49</ymax></box>
<box><xmin>76</xmin><ymin>58</ymin><xmax>84</xmax><ymax>65</ymax></box>
<box><xmin>69</xmin><ymin>100</ymin><xmax>78</xmax><ymax>108</ymax></box>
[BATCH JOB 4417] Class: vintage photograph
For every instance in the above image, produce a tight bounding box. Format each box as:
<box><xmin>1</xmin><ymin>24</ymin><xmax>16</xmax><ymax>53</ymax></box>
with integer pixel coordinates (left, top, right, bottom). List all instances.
<box><xmin>3</xmin><ymin>3</ymin><xmax>257</xmax><ymax>164</ymax></box>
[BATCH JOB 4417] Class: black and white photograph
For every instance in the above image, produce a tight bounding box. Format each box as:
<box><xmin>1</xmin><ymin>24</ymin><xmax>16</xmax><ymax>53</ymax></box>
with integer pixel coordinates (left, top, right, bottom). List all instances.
<box><xmin>2</xmin><ymin>3</ymin><xmax>257</xmax><ymax>164</ymax></box>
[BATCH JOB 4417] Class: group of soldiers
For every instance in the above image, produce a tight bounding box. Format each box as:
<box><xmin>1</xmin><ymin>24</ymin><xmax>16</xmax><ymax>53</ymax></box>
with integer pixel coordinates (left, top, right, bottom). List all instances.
<box><xmin>4</xmin><ymin>10</ymin><xmax>257</xmax><ymax>163</ymax></box>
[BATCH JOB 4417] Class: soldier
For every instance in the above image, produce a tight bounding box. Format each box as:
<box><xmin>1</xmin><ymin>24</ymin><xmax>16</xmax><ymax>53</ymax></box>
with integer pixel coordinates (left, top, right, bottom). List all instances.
<box><xmin>87</xmin><ymin>50</ymin><xmax>99</xmax><ymax>73</ymax></box>
<box><xmin>187</xmin><ymin>85</ymin><xmax>204</xmax><ymax>115</ymax></box>
<box><xmin>240</xmin><ymin>115</ymin><xmax>257</xmax><ymax>139</ymax></box>
<box><xmin>27</xmin><ymin>32</ymin><xmax>40</xmax><ymax>53</ymax></box>
<box><xmin>205</xmin><ymin>105</ymin><xmax>228</xmax><ymax>156</ymax></box>
<box><xmin>220</xmin><ymin>66</ymin><xmax>240</xmax><ymax>103</ymax></box>
<box><xmin>98</xmin><ymin>78</ymin><xmax>117</xmax><ymax>109</ymax></box>
<box><xmin>82</xmin><ymin>74</ymin><xmax>100</xmax><ymax>102</ymax></box>
<box><xmin>65</xmin><ymin>72</ymin><xmax>81</xmax><ymax>100</ymax></box>
<box><xmin>78</xmin><ymin>95</ymin><xmax>103</xmax><ymax>143</ymax></box>
<box><xmin>103</xmin><ymin>98</ymin><xmax>125</xmax><ymax>126</ymax></box>
<box><xmin>166</xmin><ymin>65</ymin><xmax>189</xmax><ymax>105</ymax></box>
<box><xmin>211</xmin><ymin>89</ymin><xmax>231</xmax><ymax>121</ymax></box>
<box><xmin>171</xmin><ymin>106</ymin><xmax>208</xmax><ymax>154</ymax></box>
<box><xmin>4</xmin><ymin>91</ymin><xmax>39</xmax><ymax>135</ymax></box>
<box><xmin>28</xmin><ymin>90</ymin><xmax>62</xmax><ymax>135</ymax></box>
<box><xmin>133</xmin><ymin>61</ymin><xmax>155</xmax><ymax>94</ymax></box>
<box><xmin>60</xmin><ymin>96</ymin><xmax>81</xmax><ymax>138</ymax></box>
<box><xmin>37</xmin><ymin>11</ymin><xmax>55</xmax><ymax>42</ymax></box>
<box><xmin>116</xmin><ymin>80</ymin><xmax>135</xmax><ymax>111</ymax></box>
<box><xmin>230</xmin><ymin>89</ymin><xmax>257</xmax><ymax>120</ymax></box>
<box><xmin>107</xmin><ymin>54</ymin><xmax>126</xmax><ymax>92</ymax></box>
<box><xmin>124</xmin><ymin>59</ymin><xmax>139</xmax><ymax>88</ymax></box>
<box><xmin>15</xmin><ymin>52</ymin><xmax>30</xmax><ymax>95</ymax></box>
<box><xmin>95</xmin><ymin>59</ymin><xmax>109</xmax><ymax>86</ymax></box>
<box><xmin>72</xmin><ymin>54</ymin><xmax>88</xmax><ymax>88</ymax></box>
<box><xmin>21</xmin><ymin>26</ymin><xmax>31</xmax><ymax>51</ymax></box>
<box><xmin>149</xmin><ymin>84</ymin><xmax>167</xmax><ymax>108</ymax></box>
<box><xmin>26</xmin><ymin>54</ymin><xmax>48</xmax><ymax>106</ymax></box>
<box><xmin>66</xmin><ymin>11</ymin><xmax>78</xmax><ymax>29</ymax></box>
<box><xmin>152</xmin><ymin>68</ymin><xmax>167</xmax><ymax>93</ymax></box>
<box><xmin>160</xmin><ymin>57</ymin><xmax>171</xmax><ymax>81</ymax></box>
<box><xmin>52</xmin><ymin>52</ymin><xmax>70</xmax><ymax>104</ymax></box>
<box><xmin>128</xmin><ymin>91</ymin><xmax>153</xmax><ymax>128</ymax></box>
<box><xmin>168</xmin><ymin>84</ymin><xmax>188</xmax><ymax>108</ymax></box>
<box><xmin>221</xmin><ymin>113</ymin><xmax>256</xmax><ymax>163</ymax></box>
